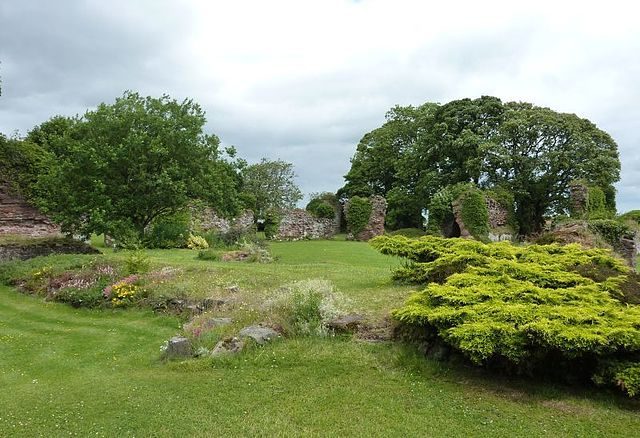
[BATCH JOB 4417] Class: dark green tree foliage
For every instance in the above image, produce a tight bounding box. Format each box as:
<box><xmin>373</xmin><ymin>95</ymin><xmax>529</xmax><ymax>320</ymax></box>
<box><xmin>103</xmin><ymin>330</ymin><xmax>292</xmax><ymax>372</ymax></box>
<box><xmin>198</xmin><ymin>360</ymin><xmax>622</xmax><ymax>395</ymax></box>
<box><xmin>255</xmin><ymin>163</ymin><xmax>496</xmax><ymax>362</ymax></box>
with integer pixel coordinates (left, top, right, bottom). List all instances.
<box><xmin>306</xmin><ymin>192</ymin><xmax>337</xmax><ymax>219</ymax></box>
<box><xmin>341</xmin><ymin>97</ymin><xmax>620</xmax><ymax>235</ymax></box>
<box><xmin>485</xmin><ymin>103</ymin><xmax>619</xmax><ymax>234</ymax></box>
<box><xmin>339</xmin><ymin>104</ymin><xmax>438</xmax><ymax>229</ymax></box>
<box><xmin>263</xmin><ymin>209</ymin><xmax>282</xmax><ymax>239</ymax></box>
<box><xmin>241</xmin><ymin>158</ymin><xmax>302</xmax><ymax>218</ymax></box>
<box><xmin>345</xmin><ymin>196</ymin><xmax>372</xmax><ymax>236</ymax></box>
<box><xmin>371</xmin><ymin>235</ymin><xmax>640</xmax><ymax>397</ymax></box>
<box><xmin>0</xmin><ymin>134</ymin><xmax>54</xmax><ymax>198</ymax></box>
<box><xmin>32</xmin><ymin>91</ymin><xmax>240</xmax><ymax>241</ymax></box>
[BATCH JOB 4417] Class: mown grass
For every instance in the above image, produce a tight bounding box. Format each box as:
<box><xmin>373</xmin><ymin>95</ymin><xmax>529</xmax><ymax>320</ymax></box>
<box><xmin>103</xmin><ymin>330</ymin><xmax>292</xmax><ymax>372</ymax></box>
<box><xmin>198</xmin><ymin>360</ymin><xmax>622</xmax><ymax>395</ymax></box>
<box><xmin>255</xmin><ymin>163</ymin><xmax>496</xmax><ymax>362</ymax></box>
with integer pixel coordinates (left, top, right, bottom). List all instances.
<box><xmin>2</xmin><ymin>239</ymin><xmax>640</xmax><ymax>436</ymax></box>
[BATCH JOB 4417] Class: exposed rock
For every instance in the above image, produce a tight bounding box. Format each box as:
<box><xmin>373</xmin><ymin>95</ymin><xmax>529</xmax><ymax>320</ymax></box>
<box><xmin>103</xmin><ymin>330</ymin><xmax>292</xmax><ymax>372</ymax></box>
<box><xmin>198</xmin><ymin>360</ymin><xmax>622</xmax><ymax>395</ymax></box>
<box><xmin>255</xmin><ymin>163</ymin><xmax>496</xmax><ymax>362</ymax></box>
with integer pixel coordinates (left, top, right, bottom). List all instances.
<box><xmin>239</xmin><ymin>325</ymin><xmax>279</xmax><ymax>344</ymax></box>
<box><xmin>355</xmin><ymin>319</ymin><xmax>394</xmax><ymax>343</ymax></box>
<box><xmin>210</xmin><ymin>337</ymin><xmax>244</xmax><ymax>356</ymax></box>
<box><xmin>184</xmin><ymin>316</ymin><xmax>233</xmax><ymax>337</ymax></box>
<box><xmin>185</xmin><ymin>304</ymin><xmax>202</xmax><ymax>316</ymax></box>
<box><xmin>165</xmin><ymin>336</ymin><xmax>192</xmax><ymax>359</ymax></box>
<box><xmin>275</xmin><ymin>209</ymin><xmax>337</xmax><ymax>240</ymax></box>
<box><xmin>226</xmin><ymin>284</ymin><xmax>240</xmax><ymax>293</ymax></box>
<box><xmin>201</xmin><ymin>297</ymin><xmax>233</xmax><ymax>309</ymax></box>
<box><xmin>327</xmin><ymin>314</ymin><xmax>366</xmax><ymax>332</ymax></box>
<box><xmin>619</xmin><ymin>235</ymin><xmax>639</xmax><ymax>270</ymax></box>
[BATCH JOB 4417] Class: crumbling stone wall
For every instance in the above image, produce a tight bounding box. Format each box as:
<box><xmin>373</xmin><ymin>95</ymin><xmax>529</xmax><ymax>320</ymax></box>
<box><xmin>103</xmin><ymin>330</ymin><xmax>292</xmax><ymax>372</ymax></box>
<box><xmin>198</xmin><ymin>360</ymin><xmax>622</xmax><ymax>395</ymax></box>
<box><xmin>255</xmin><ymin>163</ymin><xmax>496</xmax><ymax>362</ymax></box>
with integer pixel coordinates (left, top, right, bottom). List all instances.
<box><xmin>275</xmin><ymin>209</ymin><xmax>336</xmax><ymax>240</ymax></box>
<box><xmin>451</xmin><ymin>196</ymin><xmax>513</xmax><ymax>242</ymax></box>
<box><xmin>345</xmin><ymin>195</ymin><xmax>387</xmax><ymax>241</ymax></box>
<box><xmin>486</xmin><ymin>198</ymin><xmax>508</xmax><ymax>229</ymax></box>
<box><xmin>0</xmin><ymin>238</ymin><xmax>99</xmax><ymax>262</ymax></box>
<box><xmin>569</xmin><ymin>182</ymin><xmax>588</xmax><ymax>218</ymax></box>
<box><xmin>0</xmin><ymin>185</ymin><xmax>60</xmax><ymax>236</ymax></box>
<box><xmin>619</xmin><ymin>234</ymin><xmax>639</xmax><ymax>270</ymax></box>
<box><xmin>193</xmin><ymin>208</ymin><xmax>254</xmax><ymax>233</ymax></box>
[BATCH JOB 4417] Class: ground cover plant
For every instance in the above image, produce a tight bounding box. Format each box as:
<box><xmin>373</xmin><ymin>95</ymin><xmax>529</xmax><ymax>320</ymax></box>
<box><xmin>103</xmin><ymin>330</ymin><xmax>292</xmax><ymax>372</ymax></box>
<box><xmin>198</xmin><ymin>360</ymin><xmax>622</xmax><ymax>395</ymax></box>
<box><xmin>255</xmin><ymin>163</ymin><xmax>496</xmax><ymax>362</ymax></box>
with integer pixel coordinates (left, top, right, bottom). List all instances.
<box><xmin>371</xmin><ymin>235</ymin><xmax>640</xmax><ymax>397</ymax></box>
<box><xmin>2</xmin><ymin>239</ymin><xmax>640</xmax><ymax>436</ymax></box>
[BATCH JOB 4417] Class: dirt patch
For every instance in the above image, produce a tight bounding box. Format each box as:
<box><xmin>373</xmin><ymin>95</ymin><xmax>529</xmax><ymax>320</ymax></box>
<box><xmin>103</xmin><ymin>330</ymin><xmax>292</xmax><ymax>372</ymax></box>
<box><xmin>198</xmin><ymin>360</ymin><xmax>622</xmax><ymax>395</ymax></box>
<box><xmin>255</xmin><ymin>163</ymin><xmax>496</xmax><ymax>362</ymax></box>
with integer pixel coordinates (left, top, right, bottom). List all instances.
<box><xmin>540</xmin><ymin>399</ymin><xmax>596</xmax><ymax>416</ymax></box>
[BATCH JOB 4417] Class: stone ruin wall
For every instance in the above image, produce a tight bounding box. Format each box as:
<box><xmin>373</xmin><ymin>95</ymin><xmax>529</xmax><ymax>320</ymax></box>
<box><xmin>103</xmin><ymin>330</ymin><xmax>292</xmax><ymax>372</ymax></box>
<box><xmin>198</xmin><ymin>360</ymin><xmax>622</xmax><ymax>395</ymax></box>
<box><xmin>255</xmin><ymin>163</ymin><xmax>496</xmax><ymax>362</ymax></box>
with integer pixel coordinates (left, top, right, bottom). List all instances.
<box><xmin>275</xmin><ymin>209</ymin><xmax>337</xmax><ymax>240</ymax></box>
<box><xmin>345</xmin><ymin>195</ymin><xmax>387</xmax><ymax>241</ymax></box>
<box><xmin>569</xmin><ymin>182</ymin><xmax>589</xmax><ymax>217</ymax></box>
<box><xmin>452</xmin><ymin>196</ymin><xmax>512</xmax><ymax>242</ymax></box>
<box><xmin>0</xmin><ymin>185</ymin><xmax>60</xmax><ymax>237</ymax></box>
<box><xmin>194</xmin><ymin>208</ymin><xmax>255</xmax><ymax>233</ymax></box>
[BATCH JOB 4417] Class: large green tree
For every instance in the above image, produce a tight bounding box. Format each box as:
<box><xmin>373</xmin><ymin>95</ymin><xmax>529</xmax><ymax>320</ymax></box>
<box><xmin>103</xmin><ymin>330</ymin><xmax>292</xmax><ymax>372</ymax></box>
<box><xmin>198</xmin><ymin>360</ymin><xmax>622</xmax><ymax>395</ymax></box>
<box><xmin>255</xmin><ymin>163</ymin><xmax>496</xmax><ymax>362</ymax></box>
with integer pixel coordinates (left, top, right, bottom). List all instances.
<box><xmin>32</xmin><ymin>91</ymin><xmax>241</xmax><ymax>240</ymax></box>
<box><xmin>340</xmin><ymin>97</ymin><xmax>620</xmax><ymax>235</ymax></box>
<box><xmin>339</xmin><ymin>103</ymin><xmax>438</xmax><ymax>228</ymax></box>
<box><xmin>241</xmin><ymin>158</ymin><xmax>302</xmax><ymax>218</ymax></box>
<box><xmin>485</xmin><ymin>102</ymin><xmax>619</xmax><ymax>234</ymax></box>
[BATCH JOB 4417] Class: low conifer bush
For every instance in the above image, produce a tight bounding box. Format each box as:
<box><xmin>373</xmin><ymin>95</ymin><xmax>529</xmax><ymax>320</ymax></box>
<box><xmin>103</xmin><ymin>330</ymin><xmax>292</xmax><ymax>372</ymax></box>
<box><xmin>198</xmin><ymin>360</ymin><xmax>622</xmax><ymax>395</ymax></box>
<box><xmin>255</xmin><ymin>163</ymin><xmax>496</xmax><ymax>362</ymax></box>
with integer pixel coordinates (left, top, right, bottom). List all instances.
<box><xmin>371</xmin><ymin>235</ymin><xmax>640</xmax><ymax>397</ymax></box>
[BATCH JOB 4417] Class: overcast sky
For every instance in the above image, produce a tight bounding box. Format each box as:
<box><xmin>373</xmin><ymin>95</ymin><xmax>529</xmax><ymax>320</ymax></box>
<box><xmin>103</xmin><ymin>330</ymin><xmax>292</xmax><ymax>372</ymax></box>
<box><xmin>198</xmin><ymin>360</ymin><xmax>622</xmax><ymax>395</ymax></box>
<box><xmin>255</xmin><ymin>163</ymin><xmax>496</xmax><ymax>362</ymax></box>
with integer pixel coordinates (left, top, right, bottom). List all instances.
<box><xmin>1</xmin><ymin>0</ymin><xmax>638</xmax><ymax>211</ymax></box>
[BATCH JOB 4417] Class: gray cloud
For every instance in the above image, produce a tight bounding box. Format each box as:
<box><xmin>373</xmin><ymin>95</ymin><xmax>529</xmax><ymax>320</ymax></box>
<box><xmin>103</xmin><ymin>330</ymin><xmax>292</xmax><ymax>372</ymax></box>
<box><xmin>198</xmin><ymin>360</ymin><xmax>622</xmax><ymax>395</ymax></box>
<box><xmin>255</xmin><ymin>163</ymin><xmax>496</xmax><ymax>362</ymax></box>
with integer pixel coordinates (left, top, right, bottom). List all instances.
<box><xmin>1</xmin><ymin>0</ymin><xmax>638</xmax><ymax>211</ymax></box>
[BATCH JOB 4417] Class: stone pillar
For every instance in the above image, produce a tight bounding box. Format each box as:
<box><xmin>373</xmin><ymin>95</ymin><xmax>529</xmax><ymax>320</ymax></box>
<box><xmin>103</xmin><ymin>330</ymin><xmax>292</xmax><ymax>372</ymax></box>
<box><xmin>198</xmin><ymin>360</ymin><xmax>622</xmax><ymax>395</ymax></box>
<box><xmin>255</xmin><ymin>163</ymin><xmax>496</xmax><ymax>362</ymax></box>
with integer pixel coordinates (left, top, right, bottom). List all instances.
<box><xmin>345</xmin><ymin>195</ymin><xmax>387</xmax><ymax>241</ymax></box>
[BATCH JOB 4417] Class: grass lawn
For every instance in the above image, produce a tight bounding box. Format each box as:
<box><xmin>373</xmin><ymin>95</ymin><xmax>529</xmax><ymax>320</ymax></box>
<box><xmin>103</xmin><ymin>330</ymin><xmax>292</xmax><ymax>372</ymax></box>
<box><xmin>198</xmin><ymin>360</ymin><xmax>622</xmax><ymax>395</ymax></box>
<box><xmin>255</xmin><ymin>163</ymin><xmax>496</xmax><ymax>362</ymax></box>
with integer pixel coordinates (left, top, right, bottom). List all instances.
<box><xmin>1</xmin><ymin>239</ymin><xmax>640</xmax><ymax>436</ymax></box>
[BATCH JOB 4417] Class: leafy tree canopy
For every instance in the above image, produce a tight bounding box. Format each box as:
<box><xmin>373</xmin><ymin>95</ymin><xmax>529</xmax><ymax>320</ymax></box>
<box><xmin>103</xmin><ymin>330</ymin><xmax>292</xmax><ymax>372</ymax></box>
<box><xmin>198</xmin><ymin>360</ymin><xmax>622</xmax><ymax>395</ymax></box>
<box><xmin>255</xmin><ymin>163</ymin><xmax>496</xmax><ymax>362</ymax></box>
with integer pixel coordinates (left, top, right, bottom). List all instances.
<box><xmin>340</xmin><ymin>97</ymin><xmax>620</xmax><ymax>235</ymax></box>
<box><xmin>31</xmin><ymin>91</ymin><xmax>241</xmax><ymax>241</ymax></box>
<box><xmin>240</xmin><ymin>158</ymin><xmax>302</xmax><ymax>218</ymax></box>
<box><xmin>0</xmin><ymin>133</ymin><xmax>54</xmax><ymax>198</ymax></box>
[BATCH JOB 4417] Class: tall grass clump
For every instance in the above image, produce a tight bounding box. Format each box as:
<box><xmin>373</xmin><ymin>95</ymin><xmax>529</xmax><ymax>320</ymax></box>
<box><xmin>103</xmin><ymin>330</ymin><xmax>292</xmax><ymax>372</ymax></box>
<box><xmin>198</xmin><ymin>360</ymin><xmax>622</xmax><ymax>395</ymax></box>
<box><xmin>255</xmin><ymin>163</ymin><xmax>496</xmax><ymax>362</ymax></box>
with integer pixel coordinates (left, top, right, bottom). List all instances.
<box><xmin>266</xmin><ymin>279</ymin><xmax>350</xmax><ymax>336</ymax></box>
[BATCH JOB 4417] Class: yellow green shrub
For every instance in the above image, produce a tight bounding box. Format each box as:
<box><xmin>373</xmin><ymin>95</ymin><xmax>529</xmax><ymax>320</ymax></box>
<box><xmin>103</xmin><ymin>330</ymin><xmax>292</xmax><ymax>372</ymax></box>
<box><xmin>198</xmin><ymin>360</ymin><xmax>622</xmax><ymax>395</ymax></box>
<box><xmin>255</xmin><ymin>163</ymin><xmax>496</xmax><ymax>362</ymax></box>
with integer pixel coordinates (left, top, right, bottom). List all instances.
<box><xmin>372</xmin><ymin>235</ymin><xmax>640</xmax><ymax>396</ymax></box>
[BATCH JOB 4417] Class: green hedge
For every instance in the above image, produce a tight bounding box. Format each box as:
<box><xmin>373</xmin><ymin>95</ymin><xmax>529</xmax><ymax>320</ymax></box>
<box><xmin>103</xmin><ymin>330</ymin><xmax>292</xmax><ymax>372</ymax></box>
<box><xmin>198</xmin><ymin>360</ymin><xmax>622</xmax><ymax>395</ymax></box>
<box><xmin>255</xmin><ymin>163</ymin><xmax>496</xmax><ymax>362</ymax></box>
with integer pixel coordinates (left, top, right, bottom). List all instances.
<box><xmin>371</xmin><ymin>234</ymin><xmax>640</xmax><ymax>397</ymax></box>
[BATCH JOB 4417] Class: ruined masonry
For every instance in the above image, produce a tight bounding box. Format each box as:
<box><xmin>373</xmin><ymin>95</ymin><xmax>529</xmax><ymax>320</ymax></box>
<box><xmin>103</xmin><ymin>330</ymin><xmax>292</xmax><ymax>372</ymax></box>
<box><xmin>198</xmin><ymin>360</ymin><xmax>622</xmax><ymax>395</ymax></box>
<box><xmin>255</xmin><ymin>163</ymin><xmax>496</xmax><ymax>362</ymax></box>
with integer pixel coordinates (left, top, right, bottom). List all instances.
<box><xmin>451</xmin><ymin>196</ymin><xmax>513</xmax><ymax>242</ymax></box>
<box><xmin>0</xmin><ymin>184</ymin><xmax>60</xmax><ymax>236</ymax></box>
<box><xmin>345</xmin><ymin>195</ymin><xmax>387</xmax><ymax>241</ymax></box>
<box><xmin>193</xmin><ymin>208</ymin><xmax>255</xmax><ymax>233</ymax></box>
<box><xmin>275</xmin><ymin>209</ymin><xmax>337</xmax><ymax>240</ymax></box>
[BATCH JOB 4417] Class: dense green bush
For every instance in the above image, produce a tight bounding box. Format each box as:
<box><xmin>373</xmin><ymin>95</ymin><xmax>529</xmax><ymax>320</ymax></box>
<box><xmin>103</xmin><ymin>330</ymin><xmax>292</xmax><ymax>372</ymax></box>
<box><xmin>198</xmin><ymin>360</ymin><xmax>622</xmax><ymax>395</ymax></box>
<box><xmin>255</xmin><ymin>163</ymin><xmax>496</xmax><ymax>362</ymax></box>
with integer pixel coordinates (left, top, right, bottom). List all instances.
<box><xmin>55</xmin><ymin>287</ymin><xmax>104</xmax><ymax>308</ymax></box>
<box><xmin>124</xmin><ymin>250</ymin><xmax>151</xmax><ymax>275</ymax></box>
<box><xmin>202</xmin><ymin>227</ymin><xmax>257</xmax><ymax>248</ymax></box>
<box><xmin>186</xmin><ymin>234</ymin><xmax>209</xmax><ymax>250</ymax></box>
<box><xmin>389</xmin><ymin>228</ymin><xmax>427</xmax><ymax>238</ymax></box>
<box><xmin>145</xmin><ymin>212</ymin><xmax>191</xmax><ymax>248</ymax></box>
<box><xmin>345</xmin><ymin>196</ymin><xmax>372</xmax><ymax>236</ymax></box>
<box><xmin>263</xmin><ymin>209</ymin><xmax>282</xmax><ymax>239</ymax></box>
<box><xmin>306</xmin><ymin>192</ymin><xmax>338</xmax><ymax>219</ymax></box>
<box><xmin>588</xmin><ymin>219</ymin><xmax>633</xmax><ymax>248</ymax></box>
<box><xmin>371</xmin><ymin>235</ymin><xmax>640</xmax><ymax>397</ymax></box>
<box><xmin>310</xmin><ymin>202</ymin><xmax>335</xmax><ymax>219</ymax></box>
<box><xmin>197</xmin><ymin>249</ymin><xmax>219</xmax><ymax>261</ymax></box>
<box><xmin>587</xmin><ymin>186</ymin><xmax>609</xmax><ymax>219</ymax></box>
